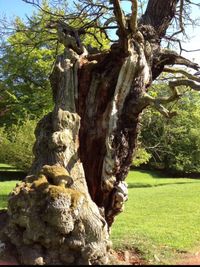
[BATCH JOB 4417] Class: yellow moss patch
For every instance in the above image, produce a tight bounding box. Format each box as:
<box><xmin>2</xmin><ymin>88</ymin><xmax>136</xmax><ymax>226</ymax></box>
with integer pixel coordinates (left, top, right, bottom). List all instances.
<box><xmin>32</xmin><ymin>174</ymin><xmax>48</xmax><ymax>189</ymax></box>
<box><xmin>40</xmin><ymin>165</ymin><xmax>70</xmax><ymax>178</ymax></box>
<box><xmin>40</xmin><ymin>165</ymin><xmax>72</xmax><ymax>186</ymax></box>
<box><xmin>48</xmin><ymin>185</ymin><xmax>84</xmax><ymax>208</ymax></box>
<box><xmin>25</xmin><ymin>175</ymin><xmax>37</xmax><ymax>183</ymax></box>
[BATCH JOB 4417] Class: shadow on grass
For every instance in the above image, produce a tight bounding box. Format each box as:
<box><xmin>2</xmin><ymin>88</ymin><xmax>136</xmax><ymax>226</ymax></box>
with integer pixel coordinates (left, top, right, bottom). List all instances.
<box><xmin>0</xmin><ymin>171</ymin><xmax>26</xmax><ymax>181</ymax></box>
<box><xmin>0</xmin><ymin>195</ymin><xmax>9</xmax><ymax>201</ymax></box>
<box><xmin>128</xmin><ymin>181</ymin><xmax>198</xmax><ymax>189</ymax></box>
<box><xmin>0</xmin><ymin>165</ymin><xmax>21</xmax><ymax>171</ymax></box>
<box><xmin>133</xmin><ymin>168</ymin><xmax>200</xmax><ymax>179</ymax></box>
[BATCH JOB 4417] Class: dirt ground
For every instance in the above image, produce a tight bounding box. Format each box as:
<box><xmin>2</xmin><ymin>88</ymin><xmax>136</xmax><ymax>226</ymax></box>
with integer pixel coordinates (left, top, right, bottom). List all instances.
<box><xmin>0</xmin><ymin>247</ymin><xmax>200</xmax><ymax>265</ymax></box>
<box><xmin>175</xmin><ymin>250</ymin><xmax>200</xmax><ymax>265</ymax></box>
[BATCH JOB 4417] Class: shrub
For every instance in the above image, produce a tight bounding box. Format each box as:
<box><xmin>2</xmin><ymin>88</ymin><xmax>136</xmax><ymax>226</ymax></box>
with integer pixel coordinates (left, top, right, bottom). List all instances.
<box><xmin>0</xmin><ymin>119</ymin><xmax>37</xmax><ymax>172</ymax></box>
<box><xmin>132</xmin><ymin>146</ymin><xmax>152</xmax><ymax>167</ymax></box>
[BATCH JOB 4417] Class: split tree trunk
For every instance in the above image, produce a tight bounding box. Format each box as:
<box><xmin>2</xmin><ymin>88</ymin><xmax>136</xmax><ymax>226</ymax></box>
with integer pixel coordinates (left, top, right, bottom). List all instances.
<box><xmin>3</xmin><ymin>33</ymin><xmax>153</xmax><ymax>265</ymax></box>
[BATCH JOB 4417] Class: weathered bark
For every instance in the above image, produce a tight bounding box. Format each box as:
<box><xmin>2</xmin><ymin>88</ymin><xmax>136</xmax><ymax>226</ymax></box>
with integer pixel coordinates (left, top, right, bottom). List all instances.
<box><xmin>2</xmin><ymin>0</ymin><xmax>195</xmax><ymax>265</ymax></box>
<box><xmin>2</xmin><ymin>50</ymin><xmax>112</xmax><ymax>265</ymax></box>
<box><xmin>140</xmin><ymin>0</ymin><xmax>179</xmax><ymax>38</ymax></box>
<box><xmin>2</xmin><ymin>34</ymin><xmax>153</xmax><ymax>264</ymax></box>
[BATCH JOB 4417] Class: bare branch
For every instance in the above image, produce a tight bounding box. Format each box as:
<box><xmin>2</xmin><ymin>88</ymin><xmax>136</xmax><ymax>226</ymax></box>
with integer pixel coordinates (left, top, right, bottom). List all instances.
<box><xmin>170</xmin><ymin>0</ymin><xmax>185</xmax><ymax>38</ymax></box>
<box><xmin>112</xmin><ymin>0</ymin><xmax>127</xmax><ymax>36</ymax></box>
<box><xmin>158</xmin><ymin>49</ymin><xmax>199</xmax><ymax>70</ymax></box>
<box><xmin>147</xmin><ymin>65</ymin><xmax>200</xmax><ymax>117</ymax></box>
<box><xmin>164</xmin><ymin>67</ymin><xmax>200</xmax><ymax>83</ymax></box>
<box><xmin>142</xmin><ymin>85</ymin><xmax>180</xmax><ymax>118</ymax></box>
<box><xmin>130</xmin><ymin>0</ymin><xmax>138</xmax><ymax>33</ymax></box>
<box><xmin>169</xmin><ymin>79</ymin><xmax>200</xmax><ymax>91</ymax></box>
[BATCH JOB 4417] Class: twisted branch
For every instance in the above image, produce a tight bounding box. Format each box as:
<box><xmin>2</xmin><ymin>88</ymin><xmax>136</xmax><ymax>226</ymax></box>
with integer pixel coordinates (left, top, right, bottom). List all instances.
<box><xmin>142</xmin><ymin>84</ymin><xmax>180</xmax><ymax>118</ymax></box>
<box><xmin>164</xmin><ymin>67</ymin><xmax>200</xmax><ymax>82</ymax></box>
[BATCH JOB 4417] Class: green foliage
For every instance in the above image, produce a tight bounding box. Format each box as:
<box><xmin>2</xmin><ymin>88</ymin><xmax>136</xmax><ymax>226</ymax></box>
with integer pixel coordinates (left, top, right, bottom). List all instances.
<box><xmin>0</xmin><ymin>8</ymin><xmax>58</xmax><ymax>126</ymax></box>
<box><xmin>0</xmin><ymin>2</ymin><xmax>110</xmax><ymax>172</ymax></box>
<box><xmin>0</xmin><ymin>118</ymin><xmax>37</xmax><ymax>171</ymax></box>
<box><xmin>0</xmin><ymin>3</ymin><xmax>110</xmax><ymax>127</ymax></box>
<box><xmin>139</xmin><ymin>84</ymin><xmax>200</xmax><ymax>174</ymax></box>
<box><xmin>132</xmin><ymin>146</ymin><xmax>151</xmax><ymax>167</ymax></box>
<box><xmin>82</xmin><ymin>28</ymin><xmax>110</xmax><ymax>50</ymax></box>
<box><xmin>111</xmin><ymin>170</ymin><xmax>200</xmax><ymax>264</ymax></box>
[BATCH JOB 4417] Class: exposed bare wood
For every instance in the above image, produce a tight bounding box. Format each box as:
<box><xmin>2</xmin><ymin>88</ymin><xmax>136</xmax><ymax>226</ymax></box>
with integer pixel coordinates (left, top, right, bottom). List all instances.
<box><xmin>112</xmin><ymin>0</ymin><xmax>130</xmax><ymax>52</ymax></box>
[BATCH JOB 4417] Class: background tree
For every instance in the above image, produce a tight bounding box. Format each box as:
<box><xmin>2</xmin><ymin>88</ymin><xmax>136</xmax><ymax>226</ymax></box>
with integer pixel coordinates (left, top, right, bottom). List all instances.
<box><xmin>0</xmin><ymin>5</ymin><xmax>58</xmax><ymax>126</ymax></box>
<box><xmin>137</xmin><ymin>84</ymin><xmax>200</xmax><ymax>174</ymax></box>
<box><xmin>0</xmin><ymin>2</ymin><xmax>110</xmax><ymax>171</ymax></box>
<box><xmin>1</xmin><ymin>0</ymin><xmax>200</xmax><ymax>265</ymax></box>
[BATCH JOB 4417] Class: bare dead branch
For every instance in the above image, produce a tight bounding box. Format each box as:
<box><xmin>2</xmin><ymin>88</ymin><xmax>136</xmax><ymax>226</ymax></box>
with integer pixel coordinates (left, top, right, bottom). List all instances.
<box><xmin>164</xmin><ymin>67</ymin><xmax>200</xmax><ymax>83</ymax></box>
<box><xmin>113</xmin><ymin>0</ymin><xmax>127</xmax><ymax>36</ymax></box>
<box><xmin>130</xmin><ymin>0</ymin><xmax>138</xmax><ymax>33</ymax></box>
<box><xmin>169</xmin><ymin>79</ymin><xmax>200</xmax><ymax>91</ymax></box>
<box><xmin>158</xmin><ymin>49</ymin><xmax>199</xmax><ymax>70</ymax></box>
<box><xmin>142</xmin><ymin>85</ymin><xmax>180</xmax><ymax>118</ymax></box>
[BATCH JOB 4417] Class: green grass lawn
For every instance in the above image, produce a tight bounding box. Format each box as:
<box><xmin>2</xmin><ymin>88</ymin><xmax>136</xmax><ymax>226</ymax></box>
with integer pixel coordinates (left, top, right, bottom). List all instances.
<box><xmin>0</xmin><ymin>163</ymin><xmax>21</xmax><ymax>171</ymax></box>
<box><xmin>0</xmin><ymin>180</ymin><xmax>18</xmax><ymax>209</ymax></box>
<box><xmin>0</xmin><ymin>163</ymin><xmax>22</xmax><ymax>208</ymax></box>
<box><xmin>111</xmin><ymin>170</ymin><xmax>200</xmax><ymax>264</ymax></box>
<box><xmin>0</xmin><ymin>169</ymin><xmax>200</xmax><ymax>264</ymax></box>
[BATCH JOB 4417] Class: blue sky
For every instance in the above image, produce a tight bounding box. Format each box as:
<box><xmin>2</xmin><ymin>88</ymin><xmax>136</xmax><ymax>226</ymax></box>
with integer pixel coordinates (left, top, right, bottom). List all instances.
<box><xmin>0</xmin><ymin>0</ymin><xmax>200</xmax><ymax>64</ymax></box>
<box><xmin>0</xmin><ymin>0</ymin><xmax>34</xmax><ymax>18</ymax></box>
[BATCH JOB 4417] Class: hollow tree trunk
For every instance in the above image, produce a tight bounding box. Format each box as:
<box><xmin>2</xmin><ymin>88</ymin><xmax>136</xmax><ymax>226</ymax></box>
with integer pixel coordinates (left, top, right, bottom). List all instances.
<box><xmin>2</xmin><ymin>40</ymin><xmax>152</xmax><ymax>264</ymax></box>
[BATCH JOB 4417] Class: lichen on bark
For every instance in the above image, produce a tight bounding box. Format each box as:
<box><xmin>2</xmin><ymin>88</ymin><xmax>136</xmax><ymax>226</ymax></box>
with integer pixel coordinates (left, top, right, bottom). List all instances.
<box><xmin>3</xmin><ymin>48</ymin><xmax>112</xmax><ymax>265</ymax></box>
<box><xmin>4</xmin><ymin>164</ymin><xmax>110</xmax><ymax>265</ymax></box>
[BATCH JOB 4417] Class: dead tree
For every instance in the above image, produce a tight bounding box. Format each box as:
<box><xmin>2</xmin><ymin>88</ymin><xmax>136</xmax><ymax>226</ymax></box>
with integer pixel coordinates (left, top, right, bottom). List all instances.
<box><xmin>1</xmin><ymin>0</ymin><xmax>200</xmax><ymax>265</ymax></box>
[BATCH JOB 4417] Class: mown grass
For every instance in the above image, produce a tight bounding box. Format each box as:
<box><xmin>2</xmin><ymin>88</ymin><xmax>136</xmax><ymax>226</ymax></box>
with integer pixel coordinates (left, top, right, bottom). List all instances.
<box><xmin>111</xmin><ymin>170</ymin><xmax>200</xmax><ymax>264</ymax></box>
<box><xmin>0</xmin><ymin>163</ymin><xmax>21</xmax><ymax>171</ymax></box>
<box><xmin>0</xmin><ymin>163</ymin><xmax>21</xmax><ymax>208</ymax></box>
<box><xmin>0</xmin><ymin>181</ymin><xmax>18</xmax><ymax>209</ymax></box>
<box><xmin>0</xmin><ymin>168</ymin><xmax>200</xmax><ymax>264</ymax></box>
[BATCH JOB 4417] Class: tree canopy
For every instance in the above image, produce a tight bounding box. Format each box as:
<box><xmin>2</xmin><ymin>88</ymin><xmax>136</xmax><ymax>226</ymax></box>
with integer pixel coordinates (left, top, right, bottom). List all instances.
<box><xmin>1</xmin><ymin>0</ymin><xmax>200</xmax><ymax>127</ymax></box>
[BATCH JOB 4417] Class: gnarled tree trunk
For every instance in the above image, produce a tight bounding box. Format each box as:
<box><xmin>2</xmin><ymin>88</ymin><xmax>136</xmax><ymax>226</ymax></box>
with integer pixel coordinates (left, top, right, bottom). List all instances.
<box><xmin>1</xmin><ymin>0</ymin><xmax>199</xmax><ymax>265</ymax></box>
<box><xmin>4</xmin><ymin>38</ymin><xmax>150</xmax><ymax>264</ymax></box>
